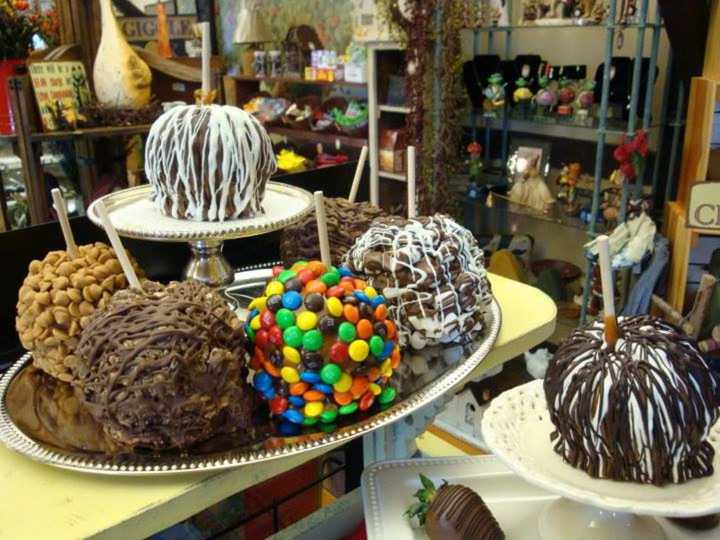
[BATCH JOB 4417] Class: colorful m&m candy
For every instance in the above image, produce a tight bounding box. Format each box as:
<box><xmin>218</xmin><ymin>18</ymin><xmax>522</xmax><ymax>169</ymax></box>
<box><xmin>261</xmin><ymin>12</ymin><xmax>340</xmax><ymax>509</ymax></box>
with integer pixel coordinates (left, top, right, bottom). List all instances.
<box><xmin>246</xmin><ymin>261</ymin><xmax>400</xmax><ymax>431</ymax></box>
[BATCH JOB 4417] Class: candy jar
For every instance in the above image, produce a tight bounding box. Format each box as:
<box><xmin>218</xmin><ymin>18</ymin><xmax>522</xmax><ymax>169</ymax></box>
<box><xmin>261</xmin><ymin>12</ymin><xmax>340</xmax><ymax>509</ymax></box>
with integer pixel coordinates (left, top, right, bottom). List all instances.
<box><xmin>533</xmin><ymin>76</ymin><xmax>556</xmax><ymax>119</ymax></box>
<box><xmin>246</xmin><ymin>260</ymin><xmax>401</xmax><ymax>435</ymax></box>
<box><xmin>574</xmin><ymin>79</ymin><xmax>595</xmax><ymax>125</ymax></box>
<box><xmin>482</xmin><ymin>72</ymin><xmax>506</xmax><ymax>117</ymax></box>
<box><xmin>513</xmin><ymin>77</ymin><xmax>533</xmax><ymax>118</ymax></box>
<box><xmin>556</xmin><ymin>77</ymin><xmax>576</xmax><ymax>118</ymax></box>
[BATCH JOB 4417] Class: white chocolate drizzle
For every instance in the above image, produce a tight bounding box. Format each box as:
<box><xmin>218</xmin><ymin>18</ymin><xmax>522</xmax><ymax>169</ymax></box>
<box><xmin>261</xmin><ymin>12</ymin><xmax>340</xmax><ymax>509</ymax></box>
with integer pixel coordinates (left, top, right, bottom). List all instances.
<box><xmin>345</xmin><ymin>215</ymin><xmax>491</xmax><ymax>349</ymax></box>
<box><xmin>145</xmin><ymin>104</ymin><xmax>276</xmax><ymax>222</ymax></box>
<box><xmin>545</xmin><ymin>316</ymin><xmax>720</xmax><ymax>486</ymax></box>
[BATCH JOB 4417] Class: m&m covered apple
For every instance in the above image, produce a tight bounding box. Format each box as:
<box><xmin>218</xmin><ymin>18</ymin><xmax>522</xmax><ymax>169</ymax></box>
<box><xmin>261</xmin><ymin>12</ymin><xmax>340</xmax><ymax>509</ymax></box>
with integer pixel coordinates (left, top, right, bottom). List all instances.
<box><xmin>246</xmin><ymin>260</ymin><xmax>401</xmax><ymax>434</ymax></box>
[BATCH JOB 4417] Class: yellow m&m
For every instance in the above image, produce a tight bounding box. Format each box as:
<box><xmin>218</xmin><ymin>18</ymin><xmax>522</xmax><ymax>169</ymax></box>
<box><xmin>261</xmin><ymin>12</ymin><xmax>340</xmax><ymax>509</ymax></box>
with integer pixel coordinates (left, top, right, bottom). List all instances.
<box><xmin>326</xmin><ymin>296</ymin><xmax>343</xmax><ymax>317</ymax></box>
<box><xmin>305</xmin><ymin>401</ymin><xmax>324</xmax><ymax>417</ymax></box>
<box><xmin>296</xmin><ymin>311</ymin><xmax>318</xmax><ymax>331</ymax></box>
<box><xmin>265</xmin><ymin>280</ymin><xmax>284</xmax><ymax>297</ymax></box>
<box><xmin>349</xmin><ymin>340</ymin><xmax>369</xmax><ymax>362</ymax></box>
<box><xmin>283</xmin><ymin>346</ymin><xmax>300</xmax><ymax>364</ymax></box>
<box><xmin>333</xmin><ymin>372</ymin><xmax>352</xmax><ymax>393</ymax></box>
<box><xmin>281</xmin><ymin>366</ymin><xmax>300</xmax><ymax>383</ymax></box>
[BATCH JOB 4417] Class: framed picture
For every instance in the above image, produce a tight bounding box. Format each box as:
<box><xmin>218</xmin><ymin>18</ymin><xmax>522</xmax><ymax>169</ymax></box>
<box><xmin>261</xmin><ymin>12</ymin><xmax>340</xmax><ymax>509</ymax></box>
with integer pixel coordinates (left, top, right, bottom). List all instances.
<box><xmin>507</xmin><ymin>137</ymin><xmax>552</xmax><ymax>181</ymax></box>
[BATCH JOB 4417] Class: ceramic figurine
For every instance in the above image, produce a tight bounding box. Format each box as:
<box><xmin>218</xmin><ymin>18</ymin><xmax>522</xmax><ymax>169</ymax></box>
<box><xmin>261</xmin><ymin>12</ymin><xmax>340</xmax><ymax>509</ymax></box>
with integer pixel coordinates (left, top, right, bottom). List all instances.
<box><xmin>508</xmin><ymin>158</ymin><xmax>555</xmax><ymax>213</ymax></box>
<box><xmin>533</xmin><ymin>76</ymin><xmax>556</xmax><ymax>117</ymax></box>
<box><xmin>513</xmin><ymin>77</ymin><xmax>533</xmax><ymax>117</ymax></box>
<box><xmin>94</xmin><ymin>0</ymin><xmax>152</xmax><ymax>108</ymax></box>
<box><xmin>557</xmin><ymin>162</ymin><xmax>582</xmax><ymax>215</ymax></box>
<box><xmin>556</xmin><ymin>77</ymin><xmax>576</xmax><ymax>117</ymax></box>
<box><xmin>574</xmin><ymin>79</ymin><xmax>595</xmax><ymax>124</ymax></box>
<box><xmin>483</xmin><ymin>73</ymin><xmax>506</xmax><ymax>116</ymax></box>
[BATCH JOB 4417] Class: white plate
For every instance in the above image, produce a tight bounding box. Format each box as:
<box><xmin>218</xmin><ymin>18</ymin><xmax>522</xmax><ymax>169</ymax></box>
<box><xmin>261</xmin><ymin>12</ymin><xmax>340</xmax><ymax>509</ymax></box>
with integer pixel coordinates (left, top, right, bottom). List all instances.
<box><xmin>361</xmin><ymin>455</ymin><xmax>719</xmax><ymax>540</ymax></box>
<box><xmin>87</xmin><ymin>182</ymin><xmax>314</xmax><ymax>241</ymax></box>
<box><xmin>482</xmin><ymin>380</ymin><xmax>720</xmax><ymax>517</ymax></box>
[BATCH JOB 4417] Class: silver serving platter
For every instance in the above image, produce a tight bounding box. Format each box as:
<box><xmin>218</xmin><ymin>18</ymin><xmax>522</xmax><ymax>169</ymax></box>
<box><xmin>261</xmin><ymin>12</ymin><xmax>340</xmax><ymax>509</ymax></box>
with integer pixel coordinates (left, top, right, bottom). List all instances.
<box><xmin>0</xmin><ymin>267</ymin><xmax>501</xmax><ymax>475</ymax></box>
<box><xmin>86</xmin><ymin>182</ymin><xmax>314</xmax><ymax>242</ymax></box>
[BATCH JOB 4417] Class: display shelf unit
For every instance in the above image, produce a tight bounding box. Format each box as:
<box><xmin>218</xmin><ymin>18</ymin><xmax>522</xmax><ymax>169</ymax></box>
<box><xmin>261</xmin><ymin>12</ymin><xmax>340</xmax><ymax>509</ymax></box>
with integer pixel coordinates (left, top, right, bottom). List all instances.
<box><xmin>231</xmin><ymin>74</ymin><xmax>366</xmax><ymax>88</ymax></box>
<box><xmin>367</xmin><ymin>41</ymin><xmax>407</xmax><ymax>206</ymax></box>
<box><xmin>266</xmin><ymin>126</ymin><xmax>368</xmax><ymax>149</ymax></box>
<box><xmin>464</xmin><ymin>0</ymin><xmax>682</xmax><ymax>323</ymax></box>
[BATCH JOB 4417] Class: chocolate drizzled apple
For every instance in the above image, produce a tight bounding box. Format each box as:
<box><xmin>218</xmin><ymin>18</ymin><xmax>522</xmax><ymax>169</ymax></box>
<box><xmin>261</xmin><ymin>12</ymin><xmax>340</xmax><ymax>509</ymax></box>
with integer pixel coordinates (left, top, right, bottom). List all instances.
<box><xmin>405</xmin><ymin>474</ymin><xmax>504</xmax><ymax>540</ymax></box>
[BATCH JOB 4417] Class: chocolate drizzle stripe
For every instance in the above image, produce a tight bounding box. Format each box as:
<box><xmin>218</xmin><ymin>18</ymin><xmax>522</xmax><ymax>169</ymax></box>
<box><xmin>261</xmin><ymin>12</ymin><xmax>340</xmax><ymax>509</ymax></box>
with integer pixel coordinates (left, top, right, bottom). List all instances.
<box><xmin>345</xmin><ymin>215</ymin><xmax>492</xmax><ymax>349</ymax></box>
<box><xmin>545</xmin><ymin>315</ymin><xmax>720</xmax><ymax>486</ymax></box>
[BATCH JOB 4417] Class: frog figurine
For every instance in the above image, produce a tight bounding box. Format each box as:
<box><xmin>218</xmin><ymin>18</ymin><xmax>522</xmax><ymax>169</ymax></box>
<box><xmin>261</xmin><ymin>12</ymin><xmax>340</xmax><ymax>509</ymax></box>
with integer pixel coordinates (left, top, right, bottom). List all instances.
<box><xmin>556</xmin><ymin>77</ymin><xmax>576</xmax><ymax>117</ymax></box>
<box><xmin>513</xmin><ymin>77</ymin><xmax>533</xmax><ymax>118</ymax></box>
<box><xmin>483</xmin><ymin>72</ymin><xmax>506</xmax><ymax>117</ymax></box>
<box><xmin>533</xmin><ymin>75</ymin><xmax>557</xmax><ymax>118</ymax></box>
<box><xmin>574</xmin><ymin>79</ymin><xmax>596</xmax><ymax>125</ymax></box>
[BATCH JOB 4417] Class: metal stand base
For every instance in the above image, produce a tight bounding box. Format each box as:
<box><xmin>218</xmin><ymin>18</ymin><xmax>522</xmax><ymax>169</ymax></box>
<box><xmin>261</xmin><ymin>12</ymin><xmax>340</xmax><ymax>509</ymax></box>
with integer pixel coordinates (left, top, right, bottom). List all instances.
<box><xmin>182</xmin><ymin>239</ymin><xmax>234</xmax><ymax>287</ymax></box>
<box><xmin>538</xmin><ymin>498</ymin><xmax>667</xmax><ymax>540</ymax></box>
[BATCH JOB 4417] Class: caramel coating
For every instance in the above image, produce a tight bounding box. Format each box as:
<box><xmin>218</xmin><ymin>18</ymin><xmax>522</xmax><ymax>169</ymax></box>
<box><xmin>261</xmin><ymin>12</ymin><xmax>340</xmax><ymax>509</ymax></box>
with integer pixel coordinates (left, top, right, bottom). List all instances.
<box><xmin>15</xmin><ymin>242</ymin><xmax>143</xmax><ymax>382</ymax></box>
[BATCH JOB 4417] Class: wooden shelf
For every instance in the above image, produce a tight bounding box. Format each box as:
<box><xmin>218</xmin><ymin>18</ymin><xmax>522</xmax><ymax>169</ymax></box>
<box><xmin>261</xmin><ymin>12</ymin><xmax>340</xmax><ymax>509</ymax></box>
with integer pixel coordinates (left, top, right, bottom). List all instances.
<box><xmin>379</xmin><ymin>170</ymin><xmax>406</xmax><ymax>182</ymax></box>
<box><xmin>379</xmin><ymin>104</ymin><xmax>410</xmax><ymax>114</ymax></box>
<box><xmin>233</xmin><ymin>74</ymin><xmax>366</xmax><ymax>88</ymax></box>
<box><xmin>267</xmin><ymin>126</ymin><xmax>368</xmax><ymax>148</ymax></box>
<box><xmin>29</xmin><ymin>124</ymin><xmax>152</xmax><ymax>142</ymax></box>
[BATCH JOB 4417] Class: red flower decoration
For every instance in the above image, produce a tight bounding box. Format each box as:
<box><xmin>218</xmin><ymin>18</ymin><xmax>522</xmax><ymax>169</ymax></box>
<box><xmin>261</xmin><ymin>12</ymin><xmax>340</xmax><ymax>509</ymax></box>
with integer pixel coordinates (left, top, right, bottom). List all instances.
<box><xmin>620</xmin><ymin>162</ymin><xmax>636</xmax><ymax>179</ymax></box>
<box><xmin>613</xmin><ymin>145</ymin><xmax>629</xmax><ymax>163</ymax></box>
<box><xmin>467</xmin><ymin>142</ymin><xmax>482</xmax><ymax>156</ymax></box>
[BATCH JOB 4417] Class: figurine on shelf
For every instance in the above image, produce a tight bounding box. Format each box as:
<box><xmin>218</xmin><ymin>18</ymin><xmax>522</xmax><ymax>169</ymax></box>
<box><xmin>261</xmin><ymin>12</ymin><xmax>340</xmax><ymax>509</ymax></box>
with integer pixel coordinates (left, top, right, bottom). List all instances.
<box><xmin>556</xmin><ymin>162</ymin><xmax>582</xmax><ymax>215</ymax></box>
<box><xmin>600</xmin><ymin>186</ymin><xmax>621</xmax><ymax>225</ymax></box>
<box><xmin>467</xmin><ymin>141</ymin><xmax>483</xmax><ymax>182</ymax></box>
<box><xmin>574</xmin><ymin>79</ymin><xmax>595</xmax><ymax>125</ymax></box>
<box><xmin>466</xmin><ymin>142</ymin><xmax>484</xmax><ymax>200</ymax></box>
<box><xmin>508</xmin><ymin>157</ymin><xmax>555</xmax><ymax>213</ymax></box>
<box><xmin>513</xmin><ymin>77</ymin><xmax>534</xmax><ymax>118</ymax></box>
<box><xmin>533</xmin><ymin>75</ymin><xmax>557</xmax><ymax>118</ymax></box>
<box><xmin>556</xmin><ymin>77</ymin><xmax>576</xmax><ymax>117</ymax></box>
<box><xmin>483</xmin><ymin>73</ymin><xmax>506</xmax><ymax>116</ymax></box>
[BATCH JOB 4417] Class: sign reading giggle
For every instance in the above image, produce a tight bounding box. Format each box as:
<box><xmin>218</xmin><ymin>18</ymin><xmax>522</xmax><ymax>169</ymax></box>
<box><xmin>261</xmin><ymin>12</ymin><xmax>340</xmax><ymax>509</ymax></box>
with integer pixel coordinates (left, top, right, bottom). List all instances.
<box><xmin>688</xmin><ymin>182</ymin><xmax>720</xmax><ymax>230</ymax></box>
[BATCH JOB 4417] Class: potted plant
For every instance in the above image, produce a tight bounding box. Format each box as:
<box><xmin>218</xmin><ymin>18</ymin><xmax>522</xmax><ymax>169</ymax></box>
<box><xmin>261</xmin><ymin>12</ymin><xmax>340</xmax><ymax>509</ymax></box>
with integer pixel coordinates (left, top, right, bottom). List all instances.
<box><xmin>0</xmin><ymin>0</ymin><xmax>59</xmax><ymax>134</ymax></box>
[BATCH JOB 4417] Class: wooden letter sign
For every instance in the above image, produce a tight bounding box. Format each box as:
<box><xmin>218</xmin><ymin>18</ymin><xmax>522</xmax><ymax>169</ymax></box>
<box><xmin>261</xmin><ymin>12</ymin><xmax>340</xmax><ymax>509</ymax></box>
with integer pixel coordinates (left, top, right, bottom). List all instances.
<box><xmin>688</xmin><ymin>182</ymin><xmax>720</xmax><ymax>230</ymax></box>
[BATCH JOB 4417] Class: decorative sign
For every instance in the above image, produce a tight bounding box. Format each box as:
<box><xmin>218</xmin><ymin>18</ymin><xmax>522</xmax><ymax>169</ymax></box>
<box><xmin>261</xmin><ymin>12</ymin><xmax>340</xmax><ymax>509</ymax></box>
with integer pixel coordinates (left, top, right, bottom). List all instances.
<box><xmin>118</xmin><ymin>15</ymin><xmax>196</xmax><ymax>42</ymax></box>
<box><xmin>687</xmin><ymin>182</ymin><xmax>720</xmax><ymax>230</ymax></box>
<box><xmin>28</xmin><ymin>61</ymin><xmax>91</xmax><ymax>131</ymax></box>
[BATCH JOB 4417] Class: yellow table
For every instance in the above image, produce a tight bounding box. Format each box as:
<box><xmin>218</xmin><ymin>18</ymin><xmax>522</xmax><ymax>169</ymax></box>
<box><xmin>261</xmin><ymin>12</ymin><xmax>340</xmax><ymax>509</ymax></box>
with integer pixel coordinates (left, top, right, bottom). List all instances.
<box><xmin>0</xmin><ymin>274</ymin><xmax>556</xmax><ymax>540</ymax></box>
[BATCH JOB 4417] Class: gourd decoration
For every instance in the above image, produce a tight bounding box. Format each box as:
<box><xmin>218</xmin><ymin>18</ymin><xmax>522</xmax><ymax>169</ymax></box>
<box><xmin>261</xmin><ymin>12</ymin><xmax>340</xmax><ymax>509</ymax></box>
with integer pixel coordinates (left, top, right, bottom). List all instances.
<box><xmin>93</xmin><ymin>0</ymin><xmax>152</xmax><ymax>108</ymax></box>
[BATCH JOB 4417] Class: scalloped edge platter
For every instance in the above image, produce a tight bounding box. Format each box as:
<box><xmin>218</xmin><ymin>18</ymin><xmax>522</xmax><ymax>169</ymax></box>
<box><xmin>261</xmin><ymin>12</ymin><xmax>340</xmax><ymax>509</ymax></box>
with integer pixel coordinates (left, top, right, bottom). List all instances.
<box><xmin>86</xmin><ymin>182</ymin><xmax>314</xmax><ymax>242</ymax></box>
<box><xmin>0</xmin><ymin>270</ymin><xmax>500</xmax><ymax>475</ymax></box>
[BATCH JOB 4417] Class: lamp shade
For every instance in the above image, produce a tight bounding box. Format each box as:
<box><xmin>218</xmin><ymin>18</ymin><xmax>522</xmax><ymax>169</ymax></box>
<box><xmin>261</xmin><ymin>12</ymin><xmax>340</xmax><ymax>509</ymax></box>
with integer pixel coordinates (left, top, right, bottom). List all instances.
<box><xmin>233</xmin><ymin>8</ymin><xmax>273</xmax><ymax>44</ymax></box>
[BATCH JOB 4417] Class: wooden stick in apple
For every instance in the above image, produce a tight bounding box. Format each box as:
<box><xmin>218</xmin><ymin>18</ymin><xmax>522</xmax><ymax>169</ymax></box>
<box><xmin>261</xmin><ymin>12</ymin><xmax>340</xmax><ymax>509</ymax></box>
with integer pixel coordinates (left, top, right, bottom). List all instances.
<box><xmin>597</xmin><ymin>235</ymin><xmax>619</xmax><ymax>347</ymax></box>
<box><xmin>348</xmin><ymin>145</ymin><xmax>369</xmax><ymax>203</ymax></box>
<box><xmin>407</xmin><ymin>145</ymin><xmax>417</xmax><ymax>218</ymax></box>
<box><xmin>314</xmin><ymin>191</ymin><xmax>332</xmax><ymax>268</ymax></box>
<box><xmin>50</xmin><ymin>188</ymin><xmax>79</xmax><ymax>259</ymax></box>
<box><xmin>95</xmin><ymin>200</ymin><xmax>142</xmax><ymax>290</ymax></box>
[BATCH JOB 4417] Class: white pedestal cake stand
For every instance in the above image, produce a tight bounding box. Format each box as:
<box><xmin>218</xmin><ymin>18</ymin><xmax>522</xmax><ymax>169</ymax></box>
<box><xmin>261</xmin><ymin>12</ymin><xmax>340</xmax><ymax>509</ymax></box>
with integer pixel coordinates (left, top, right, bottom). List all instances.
<box><xmin>87</xmin><ymin>182</ymin><xmax>314</xmax><ymax>287</ymax></box>
<box><xmin>482</xmin><ymin>380</ymin><xmax>720</xmax><ymax>540</ymax></box>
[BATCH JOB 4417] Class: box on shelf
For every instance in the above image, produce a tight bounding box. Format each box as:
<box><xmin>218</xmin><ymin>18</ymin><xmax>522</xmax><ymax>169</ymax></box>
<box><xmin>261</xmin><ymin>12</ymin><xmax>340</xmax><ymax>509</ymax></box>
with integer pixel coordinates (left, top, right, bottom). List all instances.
<box><xmin>379</xmin><ymin>128</ymin><xmax>406</xmax><ymax>173</ymax></box>
<box><xmin>345</xmin><ymin>63</ymin><xmax>366</xmax><ymax>84</ymax></box>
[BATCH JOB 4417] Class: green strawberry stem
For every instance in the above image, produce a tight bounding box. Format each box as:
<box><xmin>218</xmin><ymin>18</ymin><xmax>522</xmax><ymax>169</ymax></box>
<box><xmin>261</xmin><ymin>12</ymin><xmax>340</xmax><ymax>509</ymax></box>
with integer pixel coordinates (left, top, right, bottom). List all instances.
<box><xmin>404</xmin><ymin>474</ymin><xmax>447</xmax><ymax>526</ymax></box>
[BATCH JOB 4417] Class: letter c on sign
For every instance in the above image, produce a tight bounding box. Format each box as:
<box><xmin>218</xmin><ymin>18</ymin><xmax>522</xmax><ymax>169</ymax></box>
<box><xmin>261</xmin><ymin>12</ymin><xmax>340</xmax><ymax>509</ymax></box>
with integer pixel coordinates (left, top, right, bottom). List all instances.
<box><xmin>694</xmin><ymin>204</ymin><xmax>715</xmax><ymax>226</ymax></box>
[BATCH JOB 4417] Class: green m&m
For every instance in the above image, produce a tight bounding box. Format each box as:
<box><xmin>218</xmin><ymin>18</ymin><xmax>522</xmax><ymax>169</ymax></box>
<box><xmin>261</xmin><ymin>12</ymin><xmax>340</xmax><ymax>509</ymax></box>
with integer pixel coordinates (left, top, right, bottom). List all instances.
<box><xmin>378</xmin><ymin>387</ymin><xmax>396</xmax><ymax>404</ymax></box>
<box><xmin>338</xmin><ymin>321</ymin><xmax>357</xmax><ymax>343</ymax></box>
<box><xmin>275</xmin><ymin>308</ymin><xmax>296</xmax><ymax>329</ymax></box>
<box><xmin>320</xmin><ymin>363</ymin><xmax>342</xmax><ymax>384</ymax></box>
<box><xmin>369</xmin><ymin>335</ymin><xmax>384</xmax><ymax>357</ymax></box>
<box><xmin>302</xmin><ymin>329</ymin><xmax>324</xmax><ymax>351</ymax></box>
<box><xmin>339</xmin><ymin>402</ymin><xmax>359</xmax><ymax>415</ymax></box>
<box><xmin>283</xmin><ymin>326</ymin><xmax>304</xmax><ymax>347</ymax></box>
<box><xmin>277</xmin><ymin>269</ymin><xmax>297</xmax><ymax>283</ymax></box>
